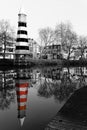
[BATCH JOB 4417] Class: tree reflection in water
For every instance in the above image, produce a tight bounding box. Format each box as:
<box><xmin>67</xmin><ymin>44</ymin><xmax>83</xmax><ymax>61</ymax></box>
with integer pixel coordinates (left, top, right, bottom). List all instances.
<box><xmin>38</xmin><ymin>80</ymin><xmax>53</xmax><ymax>98</ymax></box>
<box><xmin>38</xmin><ymin>67</ymin><xmax>87</xmax><ymax>103</ymax></box>
<box><xmin>0</xmin><ymin>67</ymin><xmax>86</xmax><ymax>110</ymax></box>
<box><xmin>54</xmin><ymin>70</ymin><xmax>76</xmax><ymax>102</ymax></box>
<box><xmin>0</xmin><ymin>89</ymin><xmax>15</xmax><ymax>110</ymax></box>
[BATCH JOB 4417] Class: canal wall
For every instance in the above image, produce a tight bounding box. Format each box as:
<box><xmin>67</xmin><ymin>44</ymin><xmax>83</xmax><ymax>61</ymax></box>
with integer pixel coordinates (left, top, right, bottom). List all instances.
<box><xmin>0</xmin><ymin>59</ymin><xmax>87</xmax><ymax>68</ymax></box>
<box><xmin>0</xmin><ymin>59</ymin><xmax>62</xmax><ymax>68</ymax></box>
<box><xmin>45</xmin><ymin>86</ymin><xmax>87</xmax><ymax>130</ymax></box>
<box><xmin>63</xmin><ymin>59</ymin><xmax>87</xmax><ymax>66</ymax></box>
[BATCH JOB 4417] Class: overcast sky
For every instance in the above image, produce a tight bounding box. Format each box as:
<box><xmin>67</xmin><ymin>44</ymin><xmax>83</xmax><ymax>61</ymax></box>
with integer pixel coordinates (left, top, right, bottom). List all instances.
<box><xmin>0</xmin><ymin>0</ymin><xmax>87</xmax><ymax>41</ymax></box>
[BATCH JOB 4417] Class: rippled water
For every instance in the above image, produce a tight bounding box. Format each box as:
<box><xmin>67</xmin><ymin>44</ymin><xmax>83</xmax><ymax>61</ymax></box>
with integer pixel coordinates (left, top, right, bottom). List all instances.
<box><xmin>0</xmin><ymin>66</ymin><xmax>87</xmax><ymax>130</ymax></box>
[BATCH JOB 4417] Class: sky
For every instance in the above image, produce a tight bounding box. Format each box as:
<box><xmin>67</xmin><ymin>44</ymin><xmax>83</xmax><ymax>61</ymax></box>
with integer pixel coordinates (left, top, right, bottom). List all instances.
<box><xmin>0</xmin><ymin>0</ymin><xmax>87</xmax><ymax>41</ymax></box>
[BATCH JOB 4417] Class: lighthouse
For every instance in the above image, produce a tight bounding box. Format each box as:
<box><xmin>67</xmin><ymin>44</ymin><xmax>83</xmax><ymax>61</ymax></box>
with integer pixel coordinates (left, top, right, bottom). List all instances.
<box><xmin>15</xmin><ymin>7</ymin><xmax>29</xmax><ymax>62</ymax></box>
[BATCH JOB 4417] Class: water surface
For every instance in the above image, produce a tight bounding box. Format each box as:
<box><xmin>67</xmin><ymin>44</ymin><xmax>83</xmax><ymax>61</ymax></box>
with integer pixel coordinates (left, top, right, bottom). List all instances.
<box><xmin>0</xmin><ymin>66</ymin><xmax>87</xmax><ymax>130</ymax></box>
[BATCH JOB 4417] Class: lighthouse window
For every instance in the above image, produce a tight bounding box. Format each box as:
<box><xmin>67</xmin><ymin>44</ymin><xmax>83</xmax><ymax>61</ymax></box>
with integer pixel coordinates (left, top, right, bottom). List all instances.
<box><xmin>17</xmin><ymin>38</ymin><xmax>28</xmax><ymax>42</ymax></box>
<box><xmin>16</xmin><ymin>46</ymin><xmax>29</xmax><ymax>50</ymax></box>
<box><xmin>17</xmin><ymin>30</ymin><xmax>27</xmax><ymax>35</ymax></box>
<box><xmin>18</xmin><ymin>22</ymin><xmax>27</xmax><ymax>27</ymax></box>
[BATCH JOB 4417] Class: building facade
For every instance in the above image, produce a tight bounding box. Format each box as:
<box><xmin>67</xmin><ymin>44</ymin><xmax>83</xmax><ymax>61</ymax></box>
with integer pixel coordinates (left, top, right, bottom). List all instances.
<box><xmin>41</xmin><ymin>44</ymin><xmax>62</xmax><ymax>59</ymax></box>
<box><xmin>28</xmin><ymin>38</ymin><xmax>40</xmax><ymax>59</ymax></box>
<box><xmin>0</xmin><ymin>39</ymin><xmax>15</xmax><ymax>59</ymax></box>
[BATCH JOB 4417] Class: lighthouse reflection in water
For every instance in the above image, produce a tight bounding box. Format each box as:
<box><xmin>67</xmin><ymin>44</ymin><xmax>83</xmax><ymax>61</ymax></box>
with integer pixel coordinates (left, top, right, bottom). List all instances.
<box><xmin>15</xmin><ymin>69</ymin><xmax>29</xmax><ymax>127</ymax></box>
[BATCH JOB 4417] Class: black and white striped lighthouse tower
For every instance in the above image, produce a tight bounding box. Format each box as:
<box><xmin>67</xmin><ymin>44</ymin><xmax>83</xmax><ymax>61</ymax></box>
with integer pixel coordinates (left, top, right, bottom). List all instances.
<box><xmin>15</xmin><ymin>7</ymin><xmax>29</xmax><ymax>62</ymax></box>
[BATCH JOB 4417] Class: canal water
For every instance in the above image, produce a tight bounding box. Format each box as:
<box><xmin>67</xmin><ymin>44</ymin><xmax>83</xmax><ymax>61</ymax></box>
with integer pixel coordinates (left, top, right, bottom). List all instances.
<box><xmin>0</xmin><ymin>66</ymin><xmax>87</xmax><ymax>130</ymax></box>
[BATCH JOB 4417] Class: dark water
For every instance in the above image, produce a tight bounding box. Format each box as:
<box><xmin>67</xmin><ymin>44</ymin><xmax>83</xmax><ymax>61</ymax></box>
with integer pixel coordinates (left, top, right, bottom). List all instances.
<box><xmin>0</xmin><ymin>66</ymin><xmax>87</xmax><ymax>130</ymax></box>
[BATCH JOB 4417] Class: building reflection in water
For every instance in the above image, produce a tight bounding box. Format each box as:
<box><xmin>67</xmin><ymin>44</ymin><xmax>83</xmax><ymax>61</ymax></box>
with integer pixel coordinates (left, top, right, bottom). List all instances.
<box><xmin>0</xmin><ymin>70</ymin><xmax>15</xmax><ymax>89</ymax></box>
<box><xmin>0</xmin><ymin>70</ymin><xmax>16</xmax><ymax>110</ymax></box>
<box><xmin>15</xmin><ymin>69</ymin><xmax>30</xmax><ymax>127</ymax></box>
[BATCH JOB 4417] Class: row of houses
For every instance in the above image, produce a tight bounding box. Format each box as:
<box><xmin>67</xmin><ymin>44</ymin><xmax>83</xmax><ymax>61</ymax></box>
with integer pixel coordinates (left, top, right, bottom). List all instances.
<box><xmin>41</xmin><ymin>43</ymin><xmax>87</xmax><ymax>60</ymax></box>
<box><xmin>1</xmin><ymin>39</ymin><xmax>87</xmax><ymax>60</ymax></box>
<box><xmin>0</xmin><ymin>38</ymin><xmax>40</xmax><ymax>59</ymax></box>
<box><xmin>41</xmin><ymin>44</ymin><xmax>62</xmax><ymax>59</ymax></box>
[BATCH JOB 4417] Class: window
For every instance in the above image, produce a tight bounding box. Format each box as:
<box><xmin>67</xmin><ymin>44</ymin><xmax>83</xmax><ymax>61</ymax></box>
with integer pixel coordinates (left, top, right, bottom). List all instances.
<box><xmin>54</xmin><ymin>45</ymin><xmax>57</xmax><ymax>49</ymax></box>
<box><xmin>8</xmin><ymin>48</ymin><xmax>13</xmax><ymax>52</ymax></box>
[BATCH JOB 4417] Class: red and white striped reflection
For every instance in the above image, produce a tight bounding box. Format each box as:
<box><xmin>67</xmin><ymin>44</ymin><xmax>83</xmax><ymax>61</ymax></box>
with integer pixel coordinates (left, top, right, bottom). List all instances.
<box><xmin>16</xmin><ymin>80</ymin><xmax>29</xmax><ymax>126</ymax></box>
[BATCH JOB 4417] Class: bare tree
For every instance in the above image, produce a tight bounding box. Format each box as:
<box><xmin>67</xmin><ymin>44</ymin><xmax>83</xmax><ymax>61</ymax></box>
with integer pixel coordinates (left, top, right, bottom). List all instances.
<box><xmin>64</xmin><ymin>29</ymin><xmax>77</xmax><ymax>60</ymax></box>
<box><xmin>39</xmin><ymin>27</ymin><xmax>55</xmax><ymax>47</ymax></box>
<box><xmin>54</xmin><ymin>22</ymin><xmax>67</xmax><ymax>47</ymax></box>
<box><xmin>39</xmin><ymin>27</ymin><xmax>55</xmax><ymax>57</ymax></box>
<box><xmin>55</xmin><ymin>22</ymin><xmax>77</xmax><ymax>60</ymax></box>
<box><xmin>0</xmin><ymin>20</ymin><xmax>15</xmax><ymax>59</ymax></box>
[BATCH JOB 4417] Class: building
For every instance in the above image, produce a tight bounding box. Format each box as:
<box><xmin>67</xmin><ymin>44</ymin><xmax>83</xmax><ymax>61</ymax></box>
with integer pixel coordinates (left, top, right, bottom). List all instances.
<box><xmin>0</xmin><ymin>39</ymin><xmax>15</xmax><ymax>59</ymax></box>
<box><xmin>28</xmin><ymin>38</ymin><xmax>40</xmax><ymax>59</ymax></box>
<box><xmin>83</xmin><ymin>47</ymin><xmax>87</xmax><ymax>59</ymax></box>
<box><xmin>65</xmin><ymin>45</ymin><xmax>87</xmax><ymax>60</ymax></box>
<box><xmin>41</xmin><ymin>44</ymin><xmax>62</xmax><ymax>59</ymax></box>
